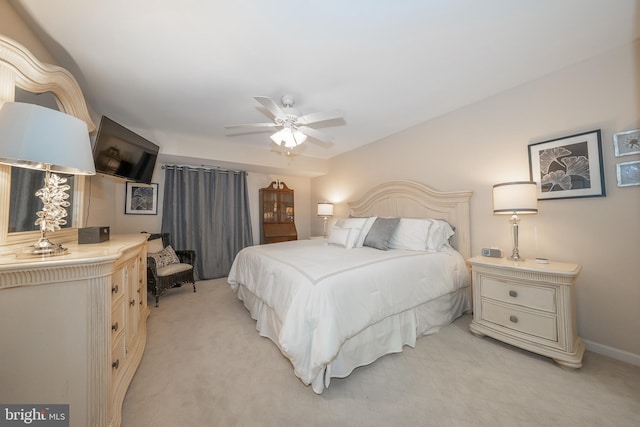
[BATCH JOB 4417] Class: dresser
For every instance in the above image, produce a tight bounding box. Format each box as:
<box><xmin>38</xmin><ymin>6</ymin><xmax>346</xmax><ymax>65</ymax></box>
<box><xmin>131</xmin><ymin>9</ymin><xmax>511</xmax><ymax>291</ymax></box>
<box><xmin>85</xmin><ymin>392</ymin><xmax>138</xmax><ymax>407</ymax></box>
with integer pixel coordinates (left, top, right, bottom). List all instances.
<box><xmin>468</xmin><ymin>256</ymin><xmax>584</xmax><ymax>368</ymax></box>
<box><xmin>0</xmin><ymin>234</ymin><xmax>150</xmax><ymax>427</ymax></box>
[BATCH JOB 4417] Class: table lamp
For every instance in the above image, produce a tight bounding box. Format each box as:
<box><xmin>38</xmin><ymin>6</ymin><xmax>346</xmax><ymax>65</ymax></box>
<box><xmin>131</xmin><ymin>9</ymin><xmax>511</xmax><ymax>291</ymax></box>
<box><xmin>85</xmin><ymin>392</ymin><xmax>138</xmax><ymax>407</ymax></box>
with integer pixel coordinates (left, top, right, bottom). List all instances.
<box><xmin>317</xmin><ymin>202</ymin><xmax>334</xmax><ymax>238</ymax></box>
<box><xmin>0</xmin><ymin>102</ymin><xmax>95</xmax><ymax>256</ymax></box>
<box><xmin>493</xmin><ymin>181</ymin><xmax>538</xmax><ymax>261</ymax></box>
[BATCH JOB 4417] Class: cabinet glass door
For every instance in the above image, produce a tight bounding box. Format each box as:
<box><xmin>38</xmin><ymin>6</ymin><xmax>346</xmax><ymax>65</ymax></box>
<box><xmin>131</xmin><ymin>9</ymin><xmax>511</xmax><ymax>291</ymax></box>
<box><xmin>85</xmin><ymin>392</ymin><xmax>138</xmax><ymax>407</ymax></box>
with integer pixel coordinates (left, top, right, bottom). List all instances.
<box><xmin>279</xmin><ymin>193</ymin><xmax>294</xmax><ymax>222</ymax></box>
<box><xmin>262</xmin><ymin>192</ymin><xmax>277</xmax><ymax>223</ymax></box>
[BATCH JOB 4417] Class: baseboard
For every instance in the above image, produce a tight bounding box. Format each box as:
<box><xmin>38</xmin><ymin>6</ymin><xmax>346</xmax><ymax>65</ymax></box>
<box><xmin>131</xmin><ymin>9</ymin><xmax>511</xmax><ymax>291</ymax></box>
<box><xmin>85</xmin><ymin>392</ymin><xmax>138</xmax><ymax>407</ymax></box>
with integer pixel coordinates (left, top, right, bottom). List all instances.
<box><xmin>584</xmin><ymin>339</ymin><xmax>640</xmax><ymax>367</ymax></box>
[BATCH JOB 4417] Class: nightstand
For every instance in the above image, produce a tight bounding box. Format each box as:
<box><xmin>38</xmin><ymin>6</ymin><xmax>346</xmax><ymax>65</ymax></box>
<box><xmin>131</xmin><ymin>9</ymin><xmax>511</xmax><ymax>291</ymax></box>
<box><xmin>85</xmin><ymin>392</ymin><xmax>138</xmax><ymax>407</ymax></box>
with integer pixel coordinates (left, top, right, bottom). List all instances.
<box><xmin>468</xmin><ymin>256</ymin><xmax>584</xmax><ymax>368</ymax></box>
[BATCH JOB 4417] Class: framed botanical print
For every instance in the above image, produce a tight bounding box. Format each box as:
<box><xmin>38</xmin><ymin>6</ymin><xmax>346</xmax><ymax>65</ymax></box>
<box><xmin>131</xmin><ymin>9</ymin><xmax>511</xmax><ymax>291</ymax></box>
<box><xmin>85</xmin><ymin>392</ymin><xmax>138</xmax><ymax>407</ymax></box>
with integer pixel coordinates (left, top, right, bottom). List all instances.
<box><xmin>528</xmin><ymin>130</ymin><xmax>605</xmax><ymax>200</ymax></box>
<box><xmin>613</xmin><ymin>129</ymin><xmax>640</xmax><ymax>157</ymax></box>
<box><xmin>125</xmin><ymin>182</ymin><xmax>158</xmax><ymax>215</ymax></box>
<box><xmin>616</xmin><ymin>160</ymin><xmax>640</xmax><ymax>187</ymax></box>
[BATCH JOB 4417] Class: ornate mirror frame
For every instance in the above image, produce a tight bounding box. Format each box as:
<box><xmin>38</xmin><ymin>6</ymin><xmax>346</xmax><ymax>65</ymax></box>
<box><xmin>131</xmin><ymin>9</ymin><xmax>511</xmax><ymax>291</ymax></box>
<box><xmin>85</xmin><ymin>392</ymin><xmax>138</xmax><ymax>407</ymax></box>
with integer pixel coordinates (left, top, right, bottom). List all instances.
<box><xmin>0</xmin><ymin>34</ymin><xmax>95</xmax><ymax>251</ymax></box>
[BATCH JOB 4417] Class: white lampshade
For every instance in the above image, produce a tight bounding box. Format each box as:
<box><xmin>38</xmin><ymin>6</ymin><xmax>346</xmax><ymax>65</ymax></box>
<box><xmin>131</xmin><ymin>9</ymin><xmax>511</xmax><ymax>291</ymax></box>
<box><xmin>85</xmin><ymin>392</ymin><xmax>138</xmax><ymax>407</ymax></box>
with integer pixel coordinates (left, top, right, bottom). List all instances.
<box><xmin>0</xmin><ymin>102</ymin><xmax>95</xmax><ymax>175</ymax></box>
<box><xmin>493</xmin><ymin>181</ymin><xmax>538</xmax><ymax>215</ymax></box>
<box><xmin>317</xmin><ymin>202</ymin><xmax>334</xmax><ymax>217</ymax></box>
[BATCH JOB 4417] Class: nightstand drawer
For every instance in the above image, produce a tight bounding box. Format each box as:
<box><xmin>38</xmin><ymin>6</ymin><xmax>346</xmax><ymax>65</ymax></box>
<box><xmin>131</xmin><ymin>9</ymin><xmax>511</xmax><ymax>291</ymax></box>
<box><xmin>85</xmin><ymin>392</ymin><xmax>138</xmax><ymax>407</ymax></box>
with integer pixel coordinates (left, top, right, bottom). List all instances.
<box><xmin>481</xmin><ymin>277</ymin><xmax>556</xmax><ymax>312</ymax></box>
<box><xmin>481</xmin><ymin>300</ymin><xmax>558</xmax><ymax>341</ymax></box>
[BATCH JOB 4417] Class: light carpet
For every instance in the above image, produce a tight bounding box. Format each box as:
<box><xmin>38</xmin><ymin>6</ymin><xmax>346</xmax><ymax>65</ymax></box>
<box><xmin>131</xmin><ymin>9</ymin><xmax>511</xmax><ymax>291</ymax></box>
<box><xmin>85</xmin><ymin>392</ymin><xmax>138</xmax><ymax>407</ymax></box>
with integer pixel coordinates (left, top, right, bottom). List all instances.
<box><xmin>122</xmin><ymin>278</ymin><xmax>640</xmax><ymax>427</ymax></box>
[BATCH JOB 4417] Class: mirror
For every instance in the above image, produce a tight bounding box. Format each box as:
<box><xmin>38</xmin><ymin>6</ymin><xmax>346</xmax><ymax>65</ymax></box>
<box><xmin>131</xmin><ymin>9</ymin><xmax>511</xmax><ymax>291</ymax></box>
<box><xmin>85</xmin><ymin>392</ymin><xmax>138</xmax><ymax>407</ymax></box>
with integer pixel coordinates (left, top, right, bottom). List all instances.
<box><xmin>8</xmin><ymin>89</ymin><xmax>77</xmax><ymax>233</ymax></box>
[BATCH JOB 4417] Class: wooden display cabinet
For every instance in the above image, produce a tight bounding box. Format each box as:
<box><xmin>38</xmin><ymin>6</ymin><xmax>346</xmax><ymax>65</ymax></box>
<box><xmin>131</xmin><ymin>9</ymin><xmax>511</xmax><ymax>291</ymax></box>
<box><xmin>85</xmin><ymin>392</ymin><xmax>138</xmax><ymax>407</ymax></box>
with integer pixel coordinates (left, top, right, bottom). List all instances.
<box><xmin>260</xmin><ymin>180</ymin><xmax>297</xmax><ymax>244</ymax></box>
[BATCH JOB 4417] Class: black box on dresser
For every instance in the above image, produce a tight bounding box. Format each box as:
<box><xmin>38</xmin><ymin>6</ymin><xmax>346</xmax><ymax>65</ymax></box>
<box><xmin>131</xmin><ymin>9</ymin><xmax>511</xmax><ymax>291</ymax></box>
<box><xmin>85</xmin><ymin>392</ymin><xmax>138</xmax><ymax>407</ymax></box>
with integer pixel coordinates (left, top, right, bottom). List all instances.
<box><xmin>78</xmin><ymin>226</ymin><xmax>110</xmax><ymax>244</ymax></box>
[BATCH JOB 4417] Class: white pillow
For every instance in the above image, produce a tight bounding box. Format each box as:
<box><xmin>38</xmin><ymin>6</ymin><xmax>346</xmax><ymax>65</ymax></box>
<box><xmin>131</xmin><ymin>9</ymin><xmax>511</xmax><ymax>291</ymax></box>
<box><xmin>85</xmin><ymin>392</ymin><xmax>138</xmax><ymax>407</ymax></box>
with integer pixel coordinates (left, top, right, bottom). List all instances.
<box><xmin>388</xmin><ymin>218</ymin><xmax>456</xmax><ymax>252</ymax></box>
<box><xmin>429</xmin><ymin>220</ymin><xmax>455</xmax><ymax>251</ymax></box>
<box><xmin>335</xmin><ymin>217</ymin><xmax>371</xmax><ymax>248</ymax></box>
<box><xmin>328</xmin><ymin>227</ymin><xmax>353</xmax><ymax>248</ymax></box>
<box><xmin>388</xmin><ymin>218</ymin><xmax>435</xmax><ymax>251</ymax></box>
<box><xmin>352</xmin><ymin>217</ymin><xmax>377</xmax><ymax>248</ymax></box>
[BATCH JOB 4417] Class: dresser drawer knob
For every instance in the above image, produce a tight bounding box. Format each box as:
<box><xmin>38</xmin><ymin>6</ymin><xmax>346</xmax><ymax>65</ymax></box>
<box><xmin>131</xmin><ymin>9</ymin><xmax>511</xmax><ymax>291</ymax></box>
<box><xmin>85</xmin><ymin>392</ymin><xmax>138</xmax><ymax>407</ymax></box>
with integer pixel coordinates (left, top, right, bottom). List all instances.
<box><xmin>112</xmin><ymin>359</ymin><xmax>120</xmax><ymax>369</ymax></box>
<box><xmin>130</xmin><ymin>299</ymin><xmax>136</xmax><ymax>306</ymax></box>
<box><xmin>509</xmin><ymin>290</ymin><xmax>518</xmax><ymax>298</ymax></box>
<box><xmin>509</xmin><ymin>315</ymin><xmax>518</xmax><ymax>323</ymax></box>
<box><xmin>112</xmin><ymin>322</ymin><xmax>119</xmax><ymax>332</ymax></box>
<box><xmin>112</xmin><ymin>284</ymin><xmax>119</xmax><ymax>294</ymax></box>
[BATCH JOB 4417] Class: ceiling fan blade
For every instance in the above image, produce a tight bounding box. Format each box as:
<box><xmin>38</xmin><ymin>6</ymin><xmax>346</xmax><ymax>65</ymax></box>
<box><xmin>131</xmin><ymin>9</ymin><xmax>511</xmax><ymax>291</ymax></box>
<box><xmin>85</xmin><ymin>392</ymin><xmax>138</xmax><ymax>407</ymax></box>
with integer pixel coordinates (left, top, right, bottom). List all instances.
<box><xmin>224</xmin><ymin>123</ymin><xmax>278</xmax><ymax>129</ymax></box>
<box><xmin>297</xmin><ymin>126</ymin><xmax>334</xmax><ymax>143</ymax></box>
<box><xmin>254</xmin><ymin>96</ymin><xmax>285</xmax><ymax>118</ymax></box>
<box><xmin>296</xmin><ymin>109</ymin><xmax>343</xmax><ymax>125</ymax></box>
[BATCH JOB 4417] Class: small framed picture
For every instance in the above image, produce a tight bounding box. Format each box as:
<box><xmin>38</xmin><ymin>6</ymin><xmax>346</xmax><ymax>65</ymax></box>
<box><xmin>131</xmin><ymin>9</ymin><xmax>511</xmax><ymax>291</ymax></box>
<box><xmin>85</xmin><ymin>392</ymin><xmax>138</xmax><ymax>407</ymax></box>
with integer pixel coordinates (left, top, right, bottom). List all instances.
<box><xmin>125</xmin><ymin>182</ymin><xmax>158</xmax><ymax>215</ymax></box>
<box><xmin>613</xmin><ymin>129</ymin><xmax>640</xmax><ymax>157</ymax></box>
<box><xmin>616</xmin><ymin>160</ymin><xmax>640</xmax><ymax>187</ymax></box>
<box><xmin>529</xmin><ymin>130</ymin><xmax>605</xmax><ymax>200</ymax></box>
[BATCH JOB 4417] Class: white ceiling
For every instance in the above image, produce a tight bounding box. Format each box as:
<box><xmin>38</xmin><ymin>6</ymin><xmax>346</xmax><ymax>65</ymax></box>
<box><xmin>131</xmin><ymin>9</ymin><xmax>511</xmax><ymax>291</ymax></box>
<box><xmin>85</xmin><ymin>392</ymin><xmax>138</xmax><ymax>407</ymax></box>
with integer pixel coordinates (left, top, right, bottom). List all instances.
<box><xmin>11</xmin><ymin>0</ymin><xmax>640</xmax><ymax>172</ymax></box>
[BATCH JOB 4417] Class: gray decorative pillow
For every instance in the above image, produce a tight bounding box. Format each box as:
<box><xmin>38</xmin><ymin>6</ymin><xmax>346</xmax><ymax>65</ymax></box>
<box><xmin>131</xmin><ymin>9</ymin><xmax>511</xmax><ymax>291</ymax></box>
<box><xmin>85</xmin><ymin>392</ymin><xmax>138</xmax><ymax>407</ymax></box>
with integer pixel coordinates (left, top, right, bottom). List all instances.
<box><xmin>363</xmin><ymin>217</ymin><xmax>400</xmax><ymax>250</ymax></box>
<box><xmin>149</xmin><ymin>245</ymin><xmax>180</xmax><ymax>268</ymax></box>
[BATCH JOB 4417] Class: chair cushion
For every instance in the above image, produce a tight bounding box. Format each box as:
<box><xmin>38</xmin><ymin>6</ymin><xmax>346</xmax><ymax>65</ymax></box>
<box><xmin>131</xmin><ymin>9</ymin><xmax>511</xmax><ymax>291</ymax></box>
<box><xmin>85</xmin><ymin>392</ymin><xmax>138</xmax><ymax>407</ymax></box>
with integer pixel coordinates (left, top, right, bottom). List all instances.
<box><xmin>147</xmin><ymin>237</ymin><xmax>165</xmax><ymax>254</ymax></box>
<box><xmin>157</xmin><ymin>262</ymin><xmax>193</xmax><ymax>277</ymax></box>
<box><xmin>149</xmin><ymin>245</ymin><xmax>181</xmax><ymax>269</ymax></box>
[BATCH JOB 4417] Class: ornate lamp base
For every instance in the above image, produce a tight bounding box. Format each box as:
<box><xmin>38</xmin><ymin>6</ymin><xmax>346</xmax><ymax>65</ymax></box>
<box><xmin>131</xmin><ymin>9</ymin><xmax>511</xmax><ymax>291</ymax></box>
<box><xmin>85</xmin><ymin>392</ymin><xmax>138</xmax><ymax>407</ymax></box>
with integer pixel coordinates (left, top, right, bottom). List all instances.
<box><xmin>508</xmin><ymin>214</ymin><xmax>525</xmax><ymax>262</ymax></box>
<box><xmin>15</xmin><ymin>167</ymin><xmax>71</xmax><ymax>258</ymax></box>
<box><xmin>16</xmin><ymin>235</ymin><xmax>68</xmax><ymax>258</ymax></box>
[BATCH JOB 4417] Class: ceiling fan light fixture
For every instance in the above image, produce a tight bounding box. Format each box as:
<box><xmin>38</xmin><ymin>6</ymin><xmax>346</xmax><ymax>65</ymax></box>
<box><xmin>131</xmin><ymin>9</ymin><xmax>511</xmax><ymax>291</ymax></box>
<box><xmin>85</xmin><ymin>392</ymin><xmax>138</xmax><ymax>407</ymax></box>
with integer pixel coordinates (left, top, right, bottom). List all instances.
<box><xmin>293</xmin><ymin>129</ymin><xmax>307</xmax><ymax>145</ymax></box>
<box><xmin>226</xmin><ymin>95</ymin><xmax>341</xmax><ymax>149</ymax></box>
<box><xmin>270</xmin><ymin>127</ymin><xmax>307</xmax><ymax>148</ymax></box>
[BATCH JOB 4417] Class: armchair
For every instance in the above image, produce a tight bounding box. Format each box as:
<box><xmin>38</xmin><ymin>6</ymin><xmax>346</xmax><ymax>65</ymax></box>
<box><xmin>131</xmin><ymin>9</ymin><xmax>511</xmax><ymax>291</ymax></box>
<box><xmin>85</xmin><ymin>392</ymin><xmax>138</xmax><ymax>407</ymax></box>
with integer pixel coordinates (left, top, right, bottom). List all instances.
<box><xmin>146</xmin><ymin>233</ymin><xmax>196</xmax><ymax>307</ymax></box>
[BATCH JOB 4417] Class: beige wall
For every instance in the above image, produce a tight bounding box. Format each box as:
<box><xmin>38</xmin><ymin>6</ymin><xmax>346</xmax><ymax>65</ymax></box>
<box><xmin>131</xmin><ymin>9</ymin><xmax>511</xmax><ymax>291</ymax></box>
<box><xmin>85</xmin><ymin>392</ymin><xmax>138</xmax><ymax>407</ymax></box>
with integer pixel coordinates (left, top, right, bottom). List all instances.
<box><xmin>312</xmin><ymin>41</ymin><xmax>640</xmax><ymax>362</ymax></box>
<box><xmin>0</xmin><ymin>0</ymin><xmax>54</xmax><ymax>63</ymax></box>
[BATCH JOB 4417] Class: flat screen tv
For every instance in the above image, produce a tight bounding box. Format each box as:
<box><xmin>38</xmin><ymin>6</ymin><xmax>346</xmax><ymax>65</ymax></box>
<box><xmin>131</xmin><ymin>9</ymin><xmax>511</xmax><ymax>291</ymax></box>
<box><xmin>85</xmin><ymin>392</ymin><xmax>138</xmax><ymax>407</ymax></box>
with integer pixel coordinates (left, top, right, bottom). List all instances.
<box><xmin>92</xmin><ymin>116</ymin><xmax>159</xmax><ymax>184</ymax></box>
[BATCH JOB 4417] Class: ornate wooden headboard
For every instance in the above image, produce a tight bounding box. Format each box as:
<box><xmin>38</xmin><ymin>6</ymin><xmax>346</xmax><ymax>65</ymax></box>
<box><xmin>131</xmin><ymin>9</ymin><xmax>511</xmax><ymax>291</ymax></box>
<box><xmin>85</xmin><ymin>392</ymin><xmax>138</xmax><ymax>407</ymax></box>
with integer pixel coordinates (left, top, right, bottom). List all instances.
<box><xmin>348</xmin><ymin>180</ymin><xmax>472</xmax><ymax>259</ymax></box>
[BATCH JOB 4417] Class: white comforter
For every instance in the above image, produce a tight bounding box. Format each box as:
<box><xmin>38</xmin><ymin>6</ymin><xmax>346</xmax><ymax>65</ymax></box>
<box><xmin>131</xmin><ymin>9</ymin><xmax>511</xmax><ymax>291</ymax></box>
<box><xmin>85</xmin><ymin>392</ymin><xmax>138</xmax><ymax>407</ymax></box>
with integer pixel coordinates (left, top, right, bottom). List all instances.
<box><xmin>227</xmin><ymin>239</ymin><xmax>469</xmax><ymax>388</ymax></box>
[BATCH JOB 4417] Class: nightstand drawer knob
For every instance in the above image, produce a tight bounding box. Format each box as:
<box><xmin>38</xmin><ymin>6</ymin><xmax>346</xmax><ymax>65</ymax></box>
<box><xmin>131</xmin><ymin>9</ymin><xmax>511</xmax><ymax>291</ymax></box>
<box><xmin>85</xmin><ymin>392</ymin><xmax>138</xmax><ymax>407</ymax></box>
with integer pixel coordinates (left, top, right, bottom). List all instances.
<box><xmin>509</xmin><ymin>290</ymin><xmax>518</xmax><ymax>298</ymax></box>
<box><xmin>509</xmin><ymin>315</ymin><xmax>518</xmax><ymax>323</ymax></box>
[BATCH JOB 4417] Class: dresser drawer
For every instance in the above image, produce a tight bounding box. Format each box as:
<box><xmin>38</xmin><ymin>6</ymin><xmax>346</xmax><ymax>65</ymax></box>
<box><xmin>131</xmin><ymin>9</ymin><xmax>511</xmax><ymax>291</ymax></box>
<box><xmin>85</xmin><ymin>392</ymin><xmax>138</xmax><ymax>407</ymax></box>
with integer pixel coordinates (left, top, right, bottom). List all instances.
<box><xmin>481</xmin><ymin>300</ymin><xmax>558</xmax><ymax>341</ymax></box>
<box><xmin>481</xmin><ymin>276</ymin><xmax>556</xmax><ymax>312</ymax></box>
<box><xmin>111</xmin><ymin>333</ymin><xmax>126</xmax><ymax>383</ymax></box>
<box><xmin>111</xmin><ymin>271</ymin><xmax>125</xmax><ymax>304</ymax></box>
<box><xmin>111</xmin><ymin>299</ymin><xmax>126</xmax><ymax>342</ymax></box>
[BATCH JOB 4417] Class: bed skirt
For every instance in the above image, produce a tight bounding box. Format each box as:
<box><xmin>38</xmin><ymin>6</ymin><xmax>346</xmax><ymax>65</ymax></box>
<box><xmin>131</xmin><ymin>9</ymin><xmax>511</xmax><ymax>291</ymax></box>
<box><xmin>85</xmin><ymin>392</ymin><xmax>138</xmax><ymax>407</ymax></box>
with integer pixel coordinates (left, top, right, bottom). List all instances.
<box><xmin>234</xmin><ymin>284</ymin><xmax>472</xmax><ymax>393</ymax></box>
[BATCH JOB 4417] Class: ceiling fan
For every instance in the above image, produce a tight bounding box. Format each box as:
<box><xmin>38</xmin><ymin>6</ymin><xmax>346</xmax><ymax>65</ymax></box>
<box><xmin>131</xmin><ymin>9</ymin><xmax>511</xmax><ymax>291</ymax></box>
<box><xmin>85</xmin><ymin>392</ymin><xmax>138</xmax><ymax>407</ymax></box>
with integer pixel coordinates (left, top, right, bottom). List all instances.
<box><xmin>224</xmin><ymin>95</ymin><xmax>343</xmax><ymax>149</ymax></box>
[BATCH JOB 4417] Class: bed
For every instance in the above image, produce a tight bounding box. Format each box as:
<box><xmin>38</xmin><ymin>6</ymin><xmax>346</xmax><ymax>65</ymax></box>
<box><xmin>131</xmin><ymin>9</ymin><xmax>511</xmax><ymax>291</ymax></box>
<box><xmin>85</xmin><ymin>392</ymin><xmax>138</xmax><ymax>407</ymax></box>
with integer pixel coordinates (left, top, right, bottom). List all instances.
<box><xmin>227</xmin><ymin>181</ymin><xmax>473</xmax><ymax>393</ymax></box>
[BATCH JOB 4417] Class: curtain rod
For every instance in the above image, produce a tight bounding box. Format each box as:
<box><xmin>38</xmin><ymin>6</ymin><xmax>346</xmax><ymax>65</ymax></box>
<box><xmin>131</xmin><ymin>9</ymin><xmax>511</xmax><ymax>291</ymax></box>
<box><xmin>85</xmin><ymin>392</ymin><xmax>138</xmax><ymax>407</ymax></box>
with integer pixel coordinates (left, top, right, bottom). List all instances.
<box><xmin>161</xmin><ymin>164</ymin><xmax>247</xmax><ymax>174</ymax></box>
